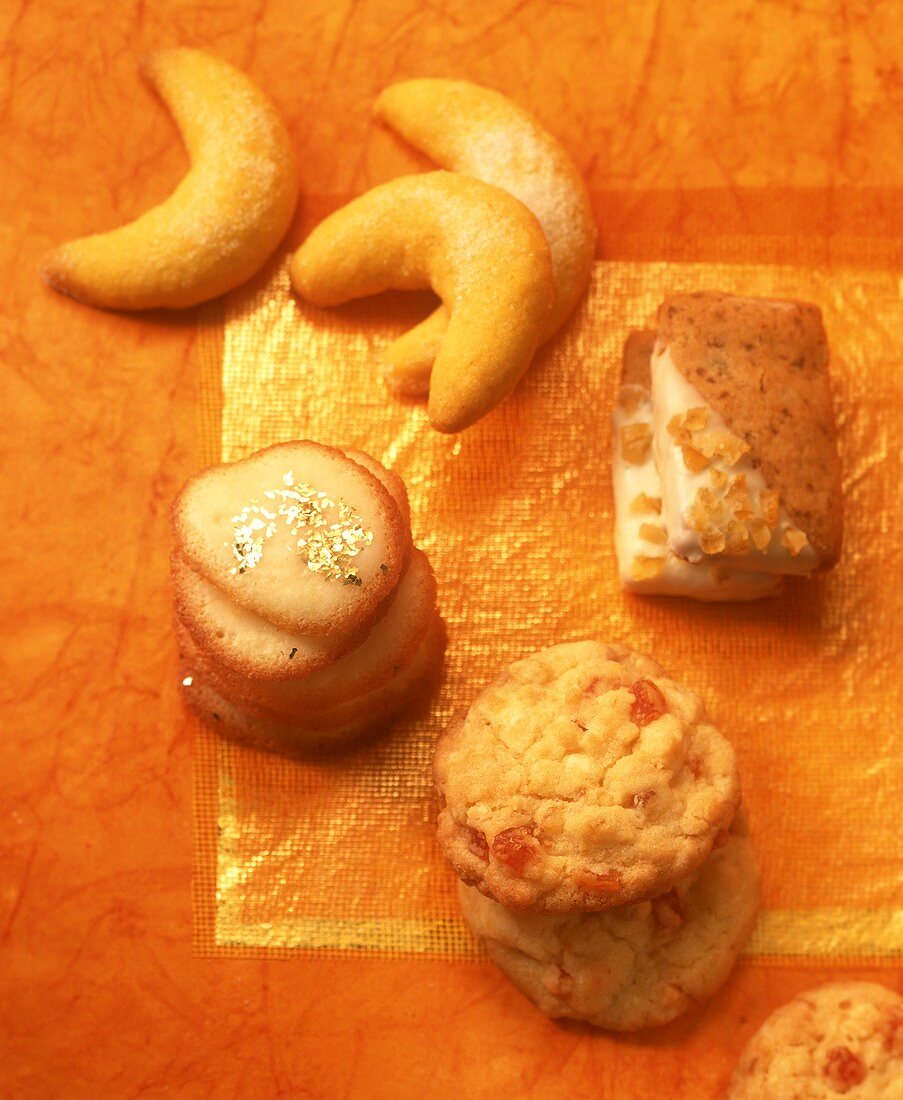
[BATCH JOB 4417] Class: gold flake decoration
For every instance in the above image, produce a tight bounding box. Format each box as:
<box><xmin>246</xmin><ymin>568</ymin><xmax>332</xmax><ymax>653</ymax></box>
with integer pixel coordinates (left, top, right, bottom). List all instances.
<box><xmin>230</xmin><ymin>471</ymin><xmax>373</xmax><ymax>582</ymax></box>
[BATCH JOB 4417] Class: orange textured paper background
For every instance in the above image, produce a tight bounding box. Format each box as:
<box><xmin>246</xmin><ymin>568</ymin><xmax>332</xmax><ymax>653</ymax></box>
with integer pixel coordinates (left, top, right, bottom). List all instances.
<box><xmin>2</xmin><ymin>2</ymin><xmax>902</xmax><ymax>1097</ymax></box>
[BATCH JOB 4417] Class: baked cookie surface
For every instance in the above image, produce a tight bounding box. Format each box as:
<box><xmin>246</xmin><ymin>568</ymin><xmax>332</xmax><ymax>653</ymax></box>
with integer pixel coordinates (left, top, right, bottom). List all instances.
<box><xmin>728</xmin><ymin>982</ymin><xmax>903</xmax><ymax>1098</ymax></box>
<box><xmin>459</xmin><ymin>819</ymin><xmax>760</xmax><ymax>1031</ymax></box>
<box><xmin>434</xmin><ymin>641</ymin><xmax>740</xmax><ymax>911</ymax></box>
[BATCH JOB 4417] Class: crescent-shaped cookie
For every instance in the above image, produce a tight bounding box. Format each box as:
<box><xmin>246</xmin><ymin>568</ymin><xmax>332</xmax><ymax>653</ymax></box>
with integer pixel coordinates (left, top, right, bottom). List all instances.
<box><xmin>374</xmin><ymin>78</ymin><xmax>596</xmax><ymax>393</ymax></box>
<box><xmin>290</xmin><ymin>171</ymin><xmax>554</xmax><ymax>432</ymax></box>
<box><xmin>41</xmin><ymin>48</ymin><xmax>297</xmax><ymax>310</ymax></box>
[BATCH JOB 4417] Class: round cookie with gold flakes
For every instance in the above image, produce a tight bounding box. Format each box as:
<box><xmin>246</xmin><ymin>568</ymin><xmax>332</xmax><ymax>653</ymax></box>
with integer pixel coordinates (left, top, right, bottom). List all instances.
<box><xmin>434</xmin><ymin>641</ymin><xmax>740</xmax><ymax>912</ymax></box>
<box><xmin>172</xmin><ymin>440</ymin><xmax>409</xmax><ymax>637</ymax></box>
<box><xmin>458</xmin><ymin>817</ymin><xmax>760</xmax><ymax>1031</ymax></box>
<box><xmin>728</xmin><ymin>982</ymin><xmax>903</xmax><ymax>1099</ymax></box>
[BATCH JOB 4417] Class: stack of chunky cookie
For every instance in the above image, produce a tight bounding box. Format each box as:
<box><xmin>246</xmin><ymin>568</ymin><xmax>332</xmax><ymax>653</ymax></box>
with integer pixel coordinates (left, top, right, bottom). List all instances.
<box><xmin>434</xmin><ymin>640</ymin><xmax>760</xmax><ymax>1031</ymax></box>
<box><xmin>611</xmin><ymin>292</ymin><xmax>843</xmax><ymax>601</ymax></box>
<box><xmin>171</xmin><ymin>440</ymin><xmax>443</xmax><ymax>753</ymax></box>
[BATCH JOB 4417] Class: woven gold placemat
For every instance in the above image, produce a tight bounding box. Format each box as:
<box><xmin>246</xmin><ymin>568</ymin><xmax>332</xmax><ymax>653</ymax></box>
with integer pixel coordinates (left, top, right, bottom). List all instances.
<box><xmin>193</xmin><ymin>259</ymin><xmax>903</xmax><ymax>961</ymax></box>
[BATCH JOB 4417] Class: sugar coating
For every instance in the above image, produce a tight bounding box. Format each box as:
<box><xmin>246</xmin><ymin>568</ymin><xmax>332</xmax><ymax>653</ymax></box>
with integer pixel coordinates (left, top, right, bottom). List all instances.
<box><xmin>41</xmin><ymin>48</ymin><xmax>297</xmax><ymax>310</ymax></box>
<box><xmin>729</xmin><ymin>982</ymin><xmax>903</xmax><ymax>1098</ymax></box>
<box><xmin>374</xmin><ymin>78</ymin><xmax>596</xmax><ymax>389</ymax></box>
<box><xmin>290</xmin><ymin>170</ymin><xmax>554</xmax><ymax>433</ymax></box>
<box><xmin>434</xmin><ymin>641</ymin><xmax>741</xmax><ymax>912</ymax></box>
<box><xmin>172</xmin><ymin>441</ymin><xmax>408</xmax><ymax>636</ymax></box>
<box><xmin>458</xmin><ymin>820</ymin><xmax>760</xmax><ymax>1031</ymax></box>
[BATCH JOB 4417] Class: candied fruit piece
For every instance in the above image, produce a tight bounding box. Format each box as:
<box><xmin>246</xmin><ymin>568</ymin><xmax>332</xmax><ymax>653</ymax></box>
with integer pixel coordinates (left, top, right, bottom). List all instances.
<box><xmin>629</xmin><ymin>679</ymin><xmax>668</xmax><ymax>726</ymax></box>
<box><xmin>681</xmin><ymin>444</ymin><xmax>710</xmax><ymax>473</ymax></box>
<box><xmin>651</xmin><ymin>889</ymin><xmax>685</xmax><ymax>932</ymax></box>
<box><xmin>666</xmin><ymin>413</ymin><xmax>684</xmax><ymax>437</ymax></box>
<box><xmin>464</xmin><ymin>826</ymin><xmax>489</xmax><ymax>861</ymax></box>
<box><xmin>725</xmin><ymin>474</ymin><xmax>752</xmax><ymax>518</ymax></box>
<box><xmin>710</xmin><ymin>467</ymin><xmax>728</xmax><ymax>489</ymax></box>
<box><xmin>639</xmin><ymin>523</ymin><xmax>667</xmax><ymax>545</ymax></box>
<box><xmin>822</xmin><ymin>1046</ymin><xmax>866</xmax><ymax>1092</ymax></box>
<box><xmin>684</xmin><ymin>406</ymin><xmax>709</xmax><ymax>431</ymax></box>
<box><xmin>629</xmin><ymin>492</ymin><xmax>662</xmax><ymax>516</ymax></box>
<box><xmin>574</xmin><ymin>868</ymin><xmax>623</xmax><ymax>894</ymax></box>
<box><xmin>491</xmin><ymin>826</ymin><xmax>539</xmax><ymax>875</ymax></box>
<box><xmin>621</xmin><ymin>422</ymin><xmax>653</xmax><ymax>464</ymax></box>
<box><xmin>782</xmin><ymin>527</ymin><xmax>809</xmax><ymax>556</ymax></box>
<box><xmin>700</xmin><ymin>526</ymin><xmax>727</xmax><ymax>555</ymax></box>
<box><xmin>630</xmin><ymin>555</ymin><xmax>665</xmax><ymax>581</ymax></box>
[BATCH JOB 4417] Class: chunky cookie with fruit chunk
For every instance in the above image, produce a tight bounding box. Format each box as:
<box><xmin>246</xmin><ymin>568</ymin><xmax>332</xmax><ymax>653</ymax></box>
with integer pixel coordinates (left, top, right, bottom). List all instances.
<box><xmin>728</xmin><ymin>982</ymin><xmax>903</xmax><ymax>1098</ymax></box>
<box><xmin>459</xmin><ymin>816</ymin><xmax>760</xmax><ymax>1031</ymax></box>
<box><xmin>434</xmin><ymin>641</ymin><xmax>740</xmax><ymax>912</ymax></box>
<box><xmin>654</xmin><ymin>292</ymin><xmax>843</xmax><ymax>572</ymax></box>
<box><xmin>172</xmin><ymin>440</ymin><xmax>409</xmax><ymax>637</ymax></box>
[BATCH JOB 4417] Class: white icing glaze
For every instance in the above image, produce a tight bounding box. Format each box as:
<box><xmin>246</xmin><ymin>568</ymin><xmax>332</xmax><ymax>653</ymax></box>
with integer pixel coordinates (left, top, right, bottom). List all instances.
<box><xmin>611</xmin><ymin>384</ymin><xmax>782</xmax><ymax>602</ymax></box>
<box><xmin>650</xmin><ymin>344</ymin><xmax>818</xmax><ymax>576</ymax></box>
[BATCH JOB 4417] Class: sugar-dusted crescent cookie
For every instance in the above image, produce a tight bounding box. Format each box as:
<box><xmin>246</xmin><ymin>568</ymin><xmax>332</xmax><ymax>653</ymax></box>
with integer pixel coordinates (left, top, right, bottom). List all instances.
<box><xmin>655</xmin><ymin>292</ymin><xmax>843</xmax><ymax>568</ymax></box>
<box><xmin>434</xmin><ymin>641</ymin><xmax>740</xmax><ymax>912</ymax></box>
<box><xmin>172</xmin><ymin>441</ymin><xmax>409</xmax><ymax>636</ymax></box>
<box><xmin>374</xmin><ymin>78</ymin><xmax>596</xmax><ymax>394</ymax></box>
<box><xmin>728</xmin><ymin>982</ymin><xmax>903</xmax><ymax>1098</ymax></box>
<box><xmin>41</xmin><ymin>48</ymin><xmax>297</xmax><ymax>310</ymax></box>
<box><xmin>183</xmin><ymin>548</ymin><xmax>437</xmax><ymax>716</ymax></box>
<box><xmin>290</xmin><ymin>171</ymin><xmax>554</xmax><ymax>433</ymax></box>
<box><xmin>459</xmin><ymin>817</ymin><xmax>760</xmax><ymax>1031</ymax></box>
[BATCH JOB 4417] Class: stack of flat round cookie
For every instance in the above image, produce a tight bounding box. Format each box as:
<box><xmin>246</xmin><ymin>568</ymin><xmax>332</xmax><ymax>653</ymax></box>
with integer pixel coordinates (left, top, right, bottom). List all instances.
<box><xmin>434</xmin><ymin>640</ymin><xmax>760</xmax><ymax>1031</ymax></box>
<box><xmin>171</xmin><ymin>440</ymin><xmax>443</xmax><ymax>753</ymax></box>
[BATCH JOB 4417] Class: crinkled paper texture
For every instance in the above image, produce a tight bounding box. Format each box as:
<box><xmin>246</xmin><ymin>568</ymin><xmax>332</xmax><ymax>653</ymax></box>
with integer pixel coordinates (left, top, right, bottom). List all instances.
<box><xmin>194</xmin><ymin>260</ymin><xmax>902</xmax><ymax>961</ymax></box>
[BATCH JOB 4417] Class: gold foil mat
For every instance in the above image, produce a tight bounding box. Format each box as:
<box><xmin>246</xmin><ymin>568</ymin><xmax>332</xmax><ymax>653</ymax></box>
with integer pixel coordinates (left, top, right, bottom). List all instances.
<box><xmin>193</xmin><ymin>260</ymin><xmax>902</xmax><ymax>960</ymax></box>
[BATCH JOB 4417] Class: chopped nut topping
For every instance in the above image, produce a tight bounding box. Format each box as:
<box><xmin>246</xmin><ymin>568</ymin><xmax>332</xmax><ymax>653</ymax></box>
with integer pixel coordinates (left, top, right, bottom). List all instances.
<box><xmin>724</xmin><ymin>519</ymin><xmax>751</xmax><ymax>556</ymax></box>
<box><xmin>630</xmin><ymin>556</ymin><xmax>665</xmax><ymax>581</ymax></box>
<box><xmin>618</xmin><ymin>384</ymin><xmax>647</xmax><ymax>415</ymax></box>
<box><xmin>698</xmin><ymin>430</ymin><xmax>750</xmax><ymax>467</ymax></box>
<box><xmin>782</xmin><ymin>528</ymin><xmax>809</xmax><ymax>556</ymax></box>
<box><xmin>629</xmin><ymin>492</ymin><xmax>662</xmax><ymax>516</ymax></box>
<box><xmin>688</xmin><ymin>486</ymin><xmax>718</xmax><ymax>532</ymax></box>
<box><xmin>681</xmin><ymin>444</ymin><xmax>710</xmax><ymax>472</ymax></box>
<box><xmin>491</xmin><ymin>827</ymin><xmax>539</xmax><ymax>875</ymax></box>
<box><xmin>822</xmin><ymin>1046</ymin><xmax>866</xmax><ymax>1092</ymax></box>
<box><xmin>684</xmin><ymin>406</ymin><xmax>709</xmax><ymax>431</ymax></box>
<box><xmin>574</xmin><ymin>868</ymin><xmax>623</xmax><ymax>893</ymax></box>
<box><xmin>700</xmin><ymin>526</ymin><xmax>727</xmax><ymax>555</ymax></box>
<box><xmin>639</xmin><ymin>523</ymin><xmax>667</xmax><ymax>545</ymax></box>
<box><xmin>725</xmin><ymin>475</ymin><xmax>754</xmax><ymax>519</ymax></box>
<box><xmin>748</xmin><ymin>517</ymin><xmax>772</xmax><ymax>551</ymax></box>
<box><xmin>620</xmin><ymin>423</ymin><xmax>652</xmax><ymax>464</ymax></box>
<box><xmin>761</xmin><ymin>489</ymin><xmax>780</xmax><ymax>528</ymax></box>
<box><xmin>629</xmin><ymin>679</ymin><xmax>668</xmax><ymax>726</ymax></box>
